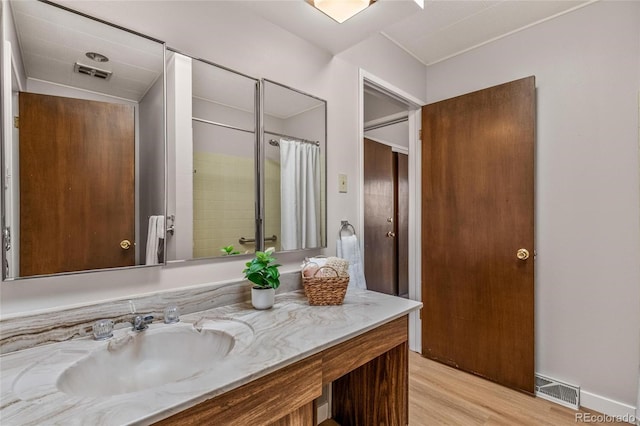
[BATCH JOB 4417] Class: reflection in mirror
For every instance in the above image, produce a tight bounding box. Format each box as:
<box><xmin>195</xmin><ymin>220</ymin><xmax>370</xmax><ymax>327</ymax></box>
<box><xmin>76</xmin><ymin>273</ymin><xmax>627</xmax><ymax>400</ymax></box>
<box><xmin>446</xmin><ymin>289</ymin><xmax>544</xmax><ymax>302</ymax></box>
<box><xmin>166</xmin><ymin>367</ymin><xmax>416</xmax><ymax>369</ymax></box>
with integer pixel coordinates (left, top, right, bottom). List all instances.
<box><xmin>263</xmin><ymin>80</ymin><xmax>327</xmax><ymax>252</ymax></box>
<box><xmin>165</xmin><ymin>51</ymin><xmax>258</xmax><ymax>261</ymax></box>
<box><xmin>1</xmin><ymin>1</ymin><xmax>165</xmax><ymax>279</ymax></box>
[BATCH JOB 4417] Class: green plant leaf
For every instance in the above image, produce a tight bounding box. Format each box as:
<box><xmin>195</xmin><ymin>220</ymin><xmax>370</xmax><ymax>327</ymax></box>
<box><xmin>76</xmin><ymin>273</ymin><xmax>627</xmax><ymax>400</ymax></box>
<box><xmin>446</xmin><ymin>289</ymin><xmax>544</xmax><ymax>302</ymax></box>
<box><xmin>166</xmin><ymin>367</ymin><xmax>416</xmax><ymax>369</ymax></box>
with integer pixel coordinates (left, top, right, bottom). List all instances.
<box><xmin>243</xmin><ymin>250</ymin><xmax>280</xmax><ymax>289</ymax></box>
<box><xmin>246</xmin><ymin>273</ymin><xmax>265</xmax><ymax>287</ymax></box>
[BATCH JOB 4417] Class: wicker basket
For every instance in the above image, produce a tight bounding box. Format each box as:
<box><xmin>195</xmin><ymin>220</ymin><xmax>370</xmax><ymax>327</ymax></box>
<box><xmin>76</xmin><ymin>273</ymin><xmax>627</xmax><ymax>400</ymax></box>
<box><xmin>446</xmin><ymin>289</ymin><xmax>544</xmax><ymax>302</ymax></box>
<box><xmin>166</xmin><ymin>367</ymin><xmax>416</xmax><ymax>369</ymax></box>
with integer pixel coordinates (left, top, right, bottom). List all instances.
<box><xmin>302</xmin><ymin>265</ymin><xmax>349</xmax><ymax>306</ymax></box>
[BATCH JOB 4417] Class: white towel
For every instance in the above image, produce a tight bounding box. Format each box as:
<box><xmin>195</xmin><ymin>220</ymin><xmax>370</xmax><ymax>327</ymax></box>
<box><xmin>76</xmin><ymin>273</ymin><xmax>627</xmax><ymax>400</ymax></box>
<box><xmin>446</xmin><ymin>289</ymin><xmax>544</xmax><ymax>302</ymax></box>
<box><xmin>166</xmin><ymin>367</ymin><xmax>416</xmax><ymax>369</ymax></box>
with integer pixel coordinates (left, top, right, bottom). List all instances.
<box><xmin>336</xmin><ymin>235</ymin><xmax>366</xmax><ymax>289</ymax></box>
<box><xmin>145</xmin><ymin>215</ymin><xmax>165</xmax><ymax>265</ymax></box>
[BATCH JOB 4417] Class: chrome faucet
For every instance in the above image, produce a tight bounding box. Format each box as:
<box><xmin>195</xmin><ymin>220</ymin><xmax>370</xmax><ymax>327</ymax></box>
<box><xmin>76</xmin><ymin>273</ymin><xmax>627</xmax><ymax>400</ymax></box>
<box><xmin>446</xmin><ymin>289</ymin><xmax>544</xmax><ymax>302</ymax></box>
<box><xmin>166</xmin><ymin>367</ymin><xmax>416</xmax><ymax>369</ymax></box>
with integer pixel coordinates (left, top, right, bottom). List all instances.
<box><xmin>132</xmin><ymin>314</ymin><xmax>154</xmax><ymax>332</ymax></box>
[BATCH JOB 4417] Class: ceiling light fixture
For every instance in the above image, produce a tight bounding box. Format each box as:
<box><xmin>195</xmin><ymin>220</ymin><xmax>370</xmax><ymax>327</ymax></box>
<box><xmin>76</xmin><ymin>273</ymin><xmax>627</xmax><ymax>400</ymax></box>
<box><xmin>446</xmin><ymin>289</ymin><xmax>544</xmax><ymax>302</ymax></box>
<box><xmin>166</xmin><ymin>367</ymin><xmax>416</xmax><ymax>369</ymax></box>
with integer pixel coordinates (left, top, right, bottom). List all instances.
<box><xmin>306</xmin><ymin>0</ymin><xmax>377</xmax><ymax>24</ymax></box>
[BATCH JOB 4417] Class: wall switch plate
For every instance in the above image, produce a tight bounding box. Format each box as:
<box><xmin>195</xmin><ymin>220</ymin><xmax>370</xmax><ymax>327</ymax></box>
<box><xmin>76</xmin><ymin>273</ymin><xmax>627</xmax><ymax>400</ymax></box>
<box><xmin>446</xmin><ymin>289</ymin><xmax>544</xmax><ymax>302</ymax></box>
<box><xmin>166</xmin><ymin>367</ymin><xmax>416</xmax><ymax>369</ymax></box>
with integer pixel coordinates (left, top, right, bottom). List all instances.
<box><xmin>338</xmin><ymin>174</ymin><xmax>347</xmax><ymax>193</ymax></box>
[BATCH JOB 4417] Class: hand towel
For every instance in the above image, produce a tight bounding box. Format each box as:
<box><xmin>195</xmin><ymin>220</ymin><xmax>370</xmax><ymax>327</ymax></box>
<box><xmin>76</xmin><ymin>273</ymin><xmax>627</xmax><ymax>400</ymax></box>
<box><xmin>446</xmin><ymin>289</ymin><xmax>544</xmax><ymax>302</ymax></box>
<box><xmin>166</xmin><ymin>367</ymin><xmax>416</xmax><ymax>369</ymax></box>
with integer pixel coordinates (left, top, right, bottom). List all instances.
<box><xmin>145</xmin><ymin>215</ymin><xmax>165</xmax><ymax>265</ymax></box>
<box><xmin>336</xmin><ymin>235</ymin><xmax>366</xmax><ymax>289</ymax></box>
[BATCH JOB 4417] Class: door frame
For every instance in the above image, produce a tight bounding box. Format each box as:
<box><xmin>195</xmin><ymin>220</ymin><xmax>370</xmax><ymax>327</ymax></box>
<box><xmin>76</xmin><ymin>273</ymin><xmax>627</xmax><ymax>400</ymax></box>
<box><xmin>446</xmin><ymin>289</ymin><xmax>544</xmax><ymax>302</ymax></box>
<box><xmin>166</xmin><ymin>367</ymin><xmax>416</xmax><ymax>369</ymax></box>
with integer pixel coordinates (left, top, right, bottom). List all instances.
<box><xmin>358</xmin><ymin>69</ymin><xmax>424</xmax><ymax>353</ymax></box>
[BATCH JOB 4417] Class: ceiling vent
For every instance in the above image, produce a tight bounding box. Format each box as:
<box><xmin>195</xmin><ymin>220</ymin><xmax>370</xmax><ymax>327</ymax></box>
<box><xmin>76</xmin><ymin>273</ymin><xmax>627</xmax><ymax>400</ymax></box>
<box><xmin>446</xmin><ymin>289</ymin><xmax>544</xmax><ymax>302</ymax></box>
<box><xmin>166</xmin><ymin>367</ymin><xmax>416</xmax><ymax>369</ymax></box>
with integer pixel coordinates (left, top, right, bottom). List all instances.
<box><xmin>73</xmin><ymin>62</ymin><xmax>112</xmax><ymax>81</ymax></box>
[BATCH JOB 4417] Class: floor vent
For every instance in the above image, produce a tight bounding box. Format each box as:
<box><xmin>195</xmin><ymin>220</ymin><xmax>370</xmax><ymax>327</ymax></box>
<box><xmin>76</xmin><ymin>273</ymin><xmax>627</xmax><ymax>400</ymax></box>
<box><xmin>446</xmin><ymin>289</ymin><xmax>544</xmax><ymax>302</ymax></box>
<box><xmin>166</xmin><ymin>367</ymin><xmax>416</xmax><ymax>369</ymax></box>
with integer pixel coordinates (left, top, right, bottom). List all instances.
<box><xmin>535</xmin><ymin>374</ymin><xmax>580</xmax><ymax>410</ymax></box>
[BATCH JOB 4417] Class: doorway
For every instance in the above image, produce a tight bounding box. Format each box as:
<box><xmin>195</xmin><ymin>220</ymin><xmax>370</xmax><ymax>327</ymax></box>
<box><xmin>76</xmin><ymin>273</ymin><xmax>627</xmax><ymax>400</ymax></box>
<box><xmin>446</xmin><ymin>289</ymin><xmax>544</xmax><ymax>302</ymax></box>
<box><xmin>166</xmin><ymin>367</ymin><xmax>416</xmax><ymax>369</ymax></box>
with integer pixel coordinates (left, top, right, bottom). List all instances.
<box><xmin>359</xmin><ymin>70</ymin><xmax>424</xmax><ymax>352</ymax></box>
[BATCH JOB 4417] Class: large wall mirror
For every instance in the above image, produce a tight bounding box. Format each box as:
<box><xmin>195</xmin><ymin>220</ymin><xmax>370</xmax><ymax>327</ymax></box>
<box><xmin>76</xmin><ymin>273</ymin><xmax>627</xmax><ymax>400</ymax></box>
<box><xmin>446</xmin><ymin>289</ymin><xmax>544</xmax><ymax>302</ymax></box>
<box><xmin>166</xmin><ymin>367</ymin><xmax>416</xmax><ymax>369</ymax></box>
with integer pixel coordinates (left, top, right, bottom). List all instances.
<box><xmin>163</xmin><ymin>55</ymin><xmax>327</xmax><ymax>263</ymax></box>
<box><xmin>165</xmin><ymin>51</ymin><xmax>259</xmax><ymax>261</ymax></box>
<box><xmin>1</xmin><ymin>1</ymin><xmax>166</xmax><ymax>279</ymax></box>
<box><xmin>263</xmin><ymin>80</ymin><xmax>327</xmax><ymax>252</ymax></box>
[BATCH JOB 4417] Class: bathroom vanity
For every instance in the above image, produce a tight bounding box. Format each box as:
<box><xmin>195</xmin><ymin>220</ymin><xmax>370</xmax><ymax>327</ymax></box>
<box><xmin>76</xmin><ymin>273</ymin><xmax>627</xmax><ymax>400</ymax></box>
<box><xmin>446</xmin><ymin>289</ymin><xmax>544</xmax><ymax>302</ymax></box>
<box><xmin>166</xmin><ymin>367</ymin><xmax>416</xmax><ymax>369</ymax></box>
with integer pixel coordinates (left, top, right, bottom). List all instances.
<box><xmin>155</xmin><ymin>315</ymin><xmax>409</xmax><ymax>426</ymax></box>
<box><xmin>0</xmin><ymin>289</ymin><xmax>421</xmax><ymax>425</ymax></box>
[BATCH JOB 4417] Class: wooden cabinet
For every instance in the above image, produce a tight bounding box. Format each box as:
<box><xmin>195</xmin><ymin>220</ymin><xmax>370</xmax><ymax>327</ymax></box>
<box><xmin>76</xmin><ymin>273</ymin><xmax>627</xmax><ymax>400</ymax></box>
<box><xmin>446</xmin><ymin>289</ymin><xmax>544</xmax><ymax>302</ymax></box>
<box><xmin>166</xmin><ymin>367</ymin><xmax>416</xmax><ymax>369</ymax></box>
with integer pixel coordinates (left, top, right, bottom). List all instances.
<box><xmin>154</xmin><ymin>316</ymin><xmax>409</xmax><ymax>426</ymax></box>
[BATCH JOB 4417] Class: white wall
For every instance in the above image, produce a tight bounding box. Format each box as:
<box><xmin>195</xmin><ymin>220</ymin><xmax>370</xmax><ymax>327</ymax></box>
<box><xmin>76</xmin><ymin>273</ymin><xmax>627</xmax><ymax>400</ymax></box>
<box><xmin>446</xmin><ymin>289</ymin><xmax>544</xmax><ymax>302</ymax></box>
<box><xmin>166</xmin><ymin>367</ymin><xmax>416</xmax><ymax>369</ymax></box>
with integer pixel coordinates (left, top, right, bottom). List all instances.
<box><xmin>364</xmin><ymin>121</ymin><xmax>409</xmax><ymax>149</ymax></box>
<box><xmin>138</xmin><ymin>75</ymin><xmax>166</xmax><ymax>263</ymax></box>
<box><xmin>165</xmin><ymin>53</ymin><xmax>194</xmax><ymax>261</ymax></box>
<box><xmin>192</xmin><ymin>98</ymin><xmax>255</xmax><ymax>157</ymax></box>
<box><xmin>426</xmin><ymin>1</ymin><xmax>640</xmax><ymax>412</ymax></box>
<box><xmin>0</xmin><ymin>1</ymin><xmax>426</xmax><ymax>316</ymax></box>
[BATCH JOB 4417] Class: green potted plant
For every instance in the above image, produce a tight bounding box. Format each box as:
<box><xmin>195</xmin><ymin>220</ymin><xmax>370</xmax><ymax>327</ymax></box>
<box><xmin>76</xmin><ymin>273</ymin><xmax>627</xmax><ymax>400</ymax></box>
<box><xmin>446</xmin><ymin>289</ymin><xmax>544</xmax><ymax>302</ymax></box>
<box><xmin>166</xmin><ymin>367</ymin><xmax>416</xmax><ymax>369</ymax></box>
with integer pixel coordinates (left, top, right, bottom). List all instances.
<box><xmin>220</xmin><ymin>245</ymin><xmax>240</xmax><ymax>256</ymax></box>
<box><xmin>242</xmin><ymin>247</ymin><xmax>281</xmax><ymax>309</ymax></box>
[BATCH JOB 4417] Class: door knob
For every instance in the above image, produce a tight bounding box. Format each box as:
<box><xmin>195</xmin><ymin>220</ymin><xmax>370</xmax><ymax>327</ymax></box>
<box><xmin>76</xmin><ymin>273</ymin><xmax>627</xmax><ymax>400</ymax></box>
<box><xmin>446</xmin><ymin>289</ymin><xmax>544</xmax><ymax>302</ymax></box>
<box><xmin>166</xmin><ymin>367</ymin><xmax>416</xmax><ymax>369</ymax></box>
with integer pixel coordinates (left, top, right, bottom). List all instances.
<box><xmin>120</xmin><ymin>240</ymin><xmax>132</xmax><ymax>250</ymax></box>
<box><xmin>387</xmin><ymin>217</ymin><xmax>393</xmax><ymax>223</ymax></box>
<box><xmin>516</xmin><ymin>248</ymin><xmax>529</xmax><ymax>260</ymax></box>
<box><xmin>386</xmin><ymin>231</ymin><xmax>396</xmax><ymax>238</ymax></box>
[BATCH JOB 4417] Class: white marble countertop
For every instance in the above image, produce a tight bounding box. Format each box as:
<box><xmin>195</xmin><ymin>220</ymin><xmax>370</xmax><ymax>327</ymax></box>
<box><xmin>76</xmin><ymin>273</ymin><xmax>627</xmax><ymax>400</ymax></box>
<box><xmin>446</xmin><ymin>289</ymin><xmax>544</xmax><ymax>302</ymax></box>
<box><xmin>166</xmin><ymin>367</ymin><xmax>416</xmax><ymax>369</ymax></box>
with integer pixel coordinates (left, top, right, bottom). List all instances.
<box><xmin>0</xmin><ymin>289</ymin><xmax>421</xmax><ymax>426</ymax></box>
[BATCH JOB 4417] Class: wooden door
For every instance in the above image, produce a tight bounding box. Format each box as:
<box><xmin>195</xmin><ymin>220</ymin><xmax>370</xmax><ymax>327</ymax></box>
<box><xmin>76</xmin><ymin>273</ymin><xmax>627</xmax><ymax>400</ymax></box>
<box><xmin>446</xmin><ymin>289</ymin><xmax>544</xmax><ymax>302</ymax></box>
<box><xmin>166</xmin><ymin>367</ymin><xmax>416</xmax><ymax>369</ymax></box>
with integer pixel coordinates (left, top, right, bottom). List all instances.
<box><xmin>363</xmin><ymin>138</ymin><xmax>396</xmax><ymax>294</ymax></box>
<box><xmin>19</xmin><ymin>92</ymin><xmax>135</xmax><ymax>276</ymax></box>
<box><xmin>421</xmin><ymin>77</ymin><xmax>535</xmax><ymax>393</ymax></box>
<box><xmin>395</xmin><ymin>152</ymin><xmax>409</xmax><ymax>297</ymax></box>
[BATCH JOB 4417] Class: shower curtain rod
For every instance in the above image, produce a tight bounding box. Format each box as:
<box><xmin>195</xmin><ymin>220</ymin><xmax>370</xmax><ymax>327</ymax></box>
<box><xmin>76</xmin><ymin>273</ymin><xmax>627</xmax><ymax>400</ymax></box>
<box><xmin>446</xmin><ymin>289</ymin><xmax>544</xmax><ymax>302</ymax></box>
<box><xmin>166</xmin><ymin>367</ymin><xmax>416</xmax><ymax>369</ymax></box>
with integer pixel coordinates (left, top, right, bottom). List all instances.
<box><xmin>265</xmin><ymin>130</ymin><xmax>320</xmax><ymax>146</ymax></box>
<box><xmin>363</xmin><ymin>116</ymin><xmax>408</xmax><ymax>132</ymax></box>
<box><xmin>191</xmin><ymin>118</ymin><xmax>320</xmax><ymax>147</ymax></box>
<box><xmin>192</xmin><ymin>117</ymin><xmax>254</xmax><ymax>134</ymax></box>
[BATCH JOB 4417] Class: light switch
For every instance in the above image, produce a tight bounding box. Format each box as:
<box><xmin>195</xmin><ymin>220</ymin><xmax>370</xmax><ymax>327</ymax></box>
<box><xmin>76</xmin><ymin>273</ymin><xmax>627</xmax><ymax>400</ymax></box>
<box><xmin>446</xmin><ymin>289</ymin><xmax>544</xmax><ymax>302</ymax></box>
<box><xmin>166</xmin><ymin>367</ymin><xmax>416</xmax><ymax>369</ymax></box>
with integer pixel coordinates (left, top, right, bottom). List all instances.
<box><xmin>338</xmin><ymin>174</ymin><xmax>347</xmax><ymax>193</ymax></box>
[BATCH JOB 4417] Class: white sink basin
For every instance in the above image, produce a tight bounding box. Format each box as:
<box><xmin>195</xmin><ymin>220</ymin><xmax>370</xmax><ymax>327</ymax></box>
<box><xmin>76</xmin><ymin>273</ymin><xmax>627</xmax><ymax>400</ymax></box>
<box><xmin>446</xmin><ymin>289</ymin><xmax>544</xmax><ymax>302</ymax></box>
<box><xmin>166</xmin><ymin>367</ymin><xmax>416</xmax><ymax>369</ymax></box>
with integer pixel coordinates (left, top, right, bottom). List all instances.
<box><xmin>56</xmin><ymin>324</ymin><xmax>235</xmax><ymax>397</ymax></box>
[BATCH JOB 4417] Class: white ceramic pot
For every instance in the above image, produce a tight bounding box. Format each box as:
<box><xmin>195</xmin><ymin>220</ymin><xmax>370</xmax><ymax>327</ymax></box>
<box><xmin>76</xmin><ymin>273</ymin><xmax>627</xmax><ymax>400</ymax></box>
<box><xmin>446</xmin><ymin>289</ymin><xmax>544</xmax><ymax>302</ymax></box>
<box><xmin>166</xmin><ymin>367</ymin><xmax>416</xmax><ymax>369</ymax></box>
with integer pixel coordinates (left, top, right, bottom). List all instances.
<box><xmin>251</xmin><ymin>287</ymin><xmax>275</xmax><ymax>310</ymax></box>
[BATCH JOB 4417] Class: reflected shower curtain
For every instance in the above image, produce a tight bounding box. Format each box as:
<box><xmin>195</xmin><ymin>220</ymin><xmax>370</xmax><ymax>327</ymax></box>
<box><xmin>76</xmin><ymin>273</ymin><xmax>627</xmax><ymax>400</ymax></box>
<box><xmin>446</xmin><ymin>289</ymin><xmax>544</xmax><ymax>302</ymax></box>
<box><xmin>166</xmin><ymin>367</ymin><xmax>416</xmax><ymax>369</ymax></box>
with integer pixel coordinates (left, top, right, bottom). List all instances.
<box><xmin>280</xmin><ymin>139</ymin><xmax>321</xmax><ymax>250</ymax></box>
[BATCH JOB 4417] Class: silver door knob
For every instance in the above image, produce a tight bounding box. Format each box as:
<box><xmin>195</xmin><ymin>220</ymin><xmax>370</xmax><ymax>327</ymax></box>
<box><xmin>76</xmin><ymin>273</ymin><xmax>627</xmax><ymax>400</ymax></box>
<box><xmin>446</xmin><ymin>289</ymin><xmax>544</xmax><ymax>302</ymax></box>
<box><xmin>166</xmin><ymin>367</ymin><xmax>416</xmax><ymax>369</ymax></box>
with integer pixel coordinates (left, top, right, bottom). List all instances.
<box><xmin>386</xmin><ymin>231</ymin><xmax>396</xmax><ymax>238</ymax></box>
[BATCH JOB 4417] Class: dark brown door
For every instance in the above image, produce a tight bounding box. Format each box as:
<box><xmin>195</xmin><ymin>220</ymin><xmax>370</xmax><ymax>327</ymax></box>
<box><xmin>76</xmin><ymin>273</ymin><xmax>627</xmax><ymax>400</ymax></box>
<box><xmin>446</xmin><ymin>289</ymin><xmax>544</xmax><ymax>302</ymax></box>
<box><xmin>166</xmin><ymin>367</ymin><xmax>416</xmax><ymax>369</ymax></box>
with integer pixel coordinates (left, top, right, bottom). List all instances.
<box><xmin>363</xmin><ymin>138</ymin><xmax>396</xmax><ymax>294</ymax></box>
<box><xmin>395</xmin><ymin>152</ymin><xmax>409</xmax><ymax>297</ymax></box>
<box><xmin>19</xmin><ymin>92</ymin><xmax>135</xmax><ymax>276</ymax></box>
<box><xmin>421</xmin><ymin>77</ymin><xmax>535</xmax><ymax>393</ymax></box>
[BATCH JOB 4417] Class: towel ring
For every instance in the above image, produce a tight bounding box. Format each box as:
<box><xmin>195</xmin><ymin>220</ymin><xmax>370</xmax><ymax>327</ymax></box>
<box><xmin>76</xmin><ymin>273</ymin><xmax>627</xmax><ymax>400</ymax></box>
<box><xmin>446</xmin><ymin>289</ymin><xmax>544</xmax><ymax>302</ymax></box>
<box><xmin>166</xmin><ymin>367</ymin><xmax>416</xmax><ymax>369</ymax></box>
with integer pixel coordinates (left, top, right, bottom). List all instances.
<box><xmin>338</xmin><ymin>220</ymin><xmax>356</xmax><ymax>240</ymax></box>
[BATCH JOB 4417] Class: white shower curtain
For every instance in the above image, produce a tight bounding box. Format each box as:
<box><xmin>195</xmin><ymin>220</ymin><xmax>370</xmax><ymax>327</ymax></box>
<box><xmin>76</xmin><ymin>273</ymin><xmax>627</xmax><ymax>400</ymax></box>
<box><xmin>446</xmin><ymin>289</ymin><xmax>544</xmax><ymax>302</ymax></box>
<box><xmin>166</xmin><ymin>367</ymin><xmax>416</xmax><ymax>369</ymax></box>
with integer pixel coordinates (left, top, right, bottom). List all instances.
<box><xmin>280</xmin><ymin>139</ymin><xmax>321</xmax><ymax>250</ymax></box>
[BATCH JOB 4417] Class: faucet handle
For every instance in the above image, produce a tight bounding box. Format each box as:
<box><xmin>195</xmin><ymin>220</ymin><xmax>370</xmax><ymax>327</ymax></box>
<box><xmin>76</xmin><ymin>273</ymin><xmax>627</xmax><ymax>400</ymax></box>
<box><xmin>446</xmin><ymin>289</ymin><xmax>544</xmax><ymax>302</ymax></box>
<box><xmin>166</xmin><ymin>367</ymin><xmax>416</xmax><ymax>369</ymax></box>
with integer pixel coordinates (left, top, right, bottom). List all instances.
<box><xmin>93</xmin><ymin>319</ymin><xmax>114</xmax><ymax>340</ymax></box>
<box><xmin>163</xmin><ymin>305</ymin><xmax>180</xmax><ymax>324</ymax></box>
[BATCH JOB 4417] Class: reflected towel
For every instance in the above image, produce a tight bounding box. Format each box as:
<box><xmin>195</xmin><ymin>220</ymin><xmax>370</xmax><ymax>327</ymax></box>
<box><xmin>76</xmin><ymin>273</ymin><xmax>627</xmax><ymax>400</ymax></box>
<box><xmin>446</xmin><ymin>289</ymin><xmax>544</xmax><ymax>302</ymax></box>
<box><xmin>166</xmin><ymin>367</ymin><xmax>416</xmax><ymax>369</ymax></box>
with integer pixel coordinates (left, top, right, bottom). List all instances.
<box><xmin>336</xmin><ymin>235</ymin><xmax>366</xmax><ymax>289</ymax></box>
<box><xmin>145</xmin><ymin>215</ymin><xmax>165</xmax><ymax>265</ymax></box>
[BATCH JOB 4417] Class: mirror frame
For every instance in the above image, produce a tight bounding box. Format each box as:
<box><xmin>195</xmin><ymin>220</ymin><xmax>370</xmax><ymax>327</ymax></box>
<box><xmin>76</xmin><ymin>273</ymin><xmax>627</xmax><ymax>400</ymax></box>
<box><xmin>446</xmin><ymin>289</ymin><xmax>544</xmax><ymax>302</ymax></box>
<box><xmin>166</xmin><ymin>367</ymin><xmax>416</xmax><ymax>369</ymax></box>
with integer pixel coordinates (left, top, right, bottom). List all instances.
<box><xmin>1</xmin><ymin>0</ymin><xmax>168</xmax><ymax>280</ymax></box>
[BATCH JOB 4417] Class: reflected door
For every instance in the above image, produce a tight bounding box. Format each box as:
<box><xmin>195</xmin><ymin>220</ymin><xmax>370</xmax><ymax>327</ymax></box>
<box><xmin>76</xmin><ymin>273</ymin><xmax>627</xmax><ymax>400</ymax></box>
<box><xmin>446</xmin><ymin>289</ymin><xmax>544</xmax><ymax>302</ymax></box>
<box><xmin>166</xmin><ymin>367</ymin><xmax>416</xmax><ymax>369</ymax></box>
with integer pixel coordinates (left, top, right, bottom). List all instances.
<box><xmin>363</xmin><ymin>138</ymin><xmax>395</xmax><ymax>294</ymax></box>
<box><xmin>363</xmin><ymin>139</ymin><xmax>409</xmax><ymax>296</ymax></box>
<box><xmin>19</xmin><ymin>92</ymin><xmax>135</xmax><ymax>276</ymax></box>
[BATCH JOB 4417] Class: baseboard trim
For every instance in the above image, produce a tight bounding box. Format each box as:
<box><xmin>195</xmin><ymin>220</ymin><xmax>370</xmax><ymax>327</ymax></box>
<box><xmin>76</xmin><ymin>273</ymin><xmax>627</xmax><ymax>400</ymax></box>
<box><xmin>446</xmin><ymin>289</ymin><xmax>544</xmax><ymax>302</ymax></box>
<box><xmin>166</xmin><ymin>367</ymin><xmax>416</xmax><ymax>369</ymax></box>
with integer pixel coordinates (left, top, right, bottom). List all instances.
<box><xmin>580</xmin><ymin>390</ymin><xmax>637</xmax><ymax>424</ymax></box>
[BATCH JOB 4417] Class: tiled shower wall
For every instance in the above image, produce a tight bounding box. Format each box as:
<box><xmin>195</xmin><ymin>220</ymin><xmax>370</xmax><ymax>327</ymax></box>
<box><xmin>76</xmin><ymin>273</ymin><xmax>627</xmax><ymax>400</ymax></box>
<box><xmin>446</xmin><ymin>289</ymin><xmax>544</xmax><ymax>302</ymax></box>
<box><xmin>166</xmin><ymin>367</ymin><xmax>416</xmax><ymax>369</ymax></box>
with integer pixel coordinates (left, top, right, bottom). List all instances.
<box><xmin>193</xmin><ymin>153</ymin><xmax>281</xmax><ymax>257</ymax></box>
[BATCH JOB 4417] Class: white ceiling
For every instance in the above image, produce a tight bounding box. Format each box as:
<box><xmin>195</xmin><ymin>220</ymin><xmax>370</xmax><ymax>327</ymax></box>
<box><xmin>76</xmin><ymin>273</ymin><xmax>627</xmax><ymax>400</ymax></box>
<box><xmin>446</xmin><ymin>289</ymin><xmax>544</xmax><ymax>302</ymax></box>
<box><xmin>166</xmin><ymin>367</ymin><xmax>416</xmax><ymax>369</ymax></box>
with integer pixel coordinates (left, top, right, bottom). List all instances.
<box><xmin>245</xmin><ymin>0</ymin><xmax>592</xmax><ymax>64</ymax></box>
<box><xmin>10</xmin><ymin>1</ymin><xmax>164</xmax><ymax>102</ymax></box>
<box><xmin>11</xmin><ymin>0</ymin><xmax>596</xmax><ymax>104</ymax></box>
<box><xmin>264</xmin><ymin>80</ymin><xmax>325</xmax><ymax>119</ymax></box>
<box><xmin>53</xmin><ymin>0</ymin><xmax>597</xmax><ymax>67</ymax></box>
<box><xmin>383</xmin><ymin>0</ymin><xmax>592</xmax><ymax>65</ymax></box>
<box><xmin>191</xmin><ymin>58</ymin><xmax>257</xmax><ymax>114</ymax></box>
<box><xmin>364</xmin><ymin>88</ymin><xmax>408</xmax><ymax>122</ymax></box>
<box><xmin>191</xmin><ymin>57</ymin><xmax>323</xmax><ymax>119</ymax></box>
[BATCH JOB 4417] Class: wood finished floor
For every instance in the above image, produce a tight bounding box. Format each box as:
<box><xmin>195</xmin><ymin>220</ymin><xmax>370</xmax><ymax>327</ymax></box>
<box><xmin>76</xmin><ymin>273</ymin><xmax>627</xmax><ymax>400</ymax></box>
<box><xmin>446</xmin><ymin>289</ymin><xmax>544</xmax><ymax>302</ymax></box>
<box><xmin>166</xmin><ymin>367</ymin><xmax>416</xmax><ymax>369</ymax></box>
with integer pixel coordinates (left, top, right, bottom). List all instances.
<box><xmin>407</xmin><ymin>351</ymin><xmax>627</xmax><ymax>425</ymax></box>
<box><xmin>321</xmin><ymin>351</ymin><xmax>628</xmax><ymax>426</ymax></box>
